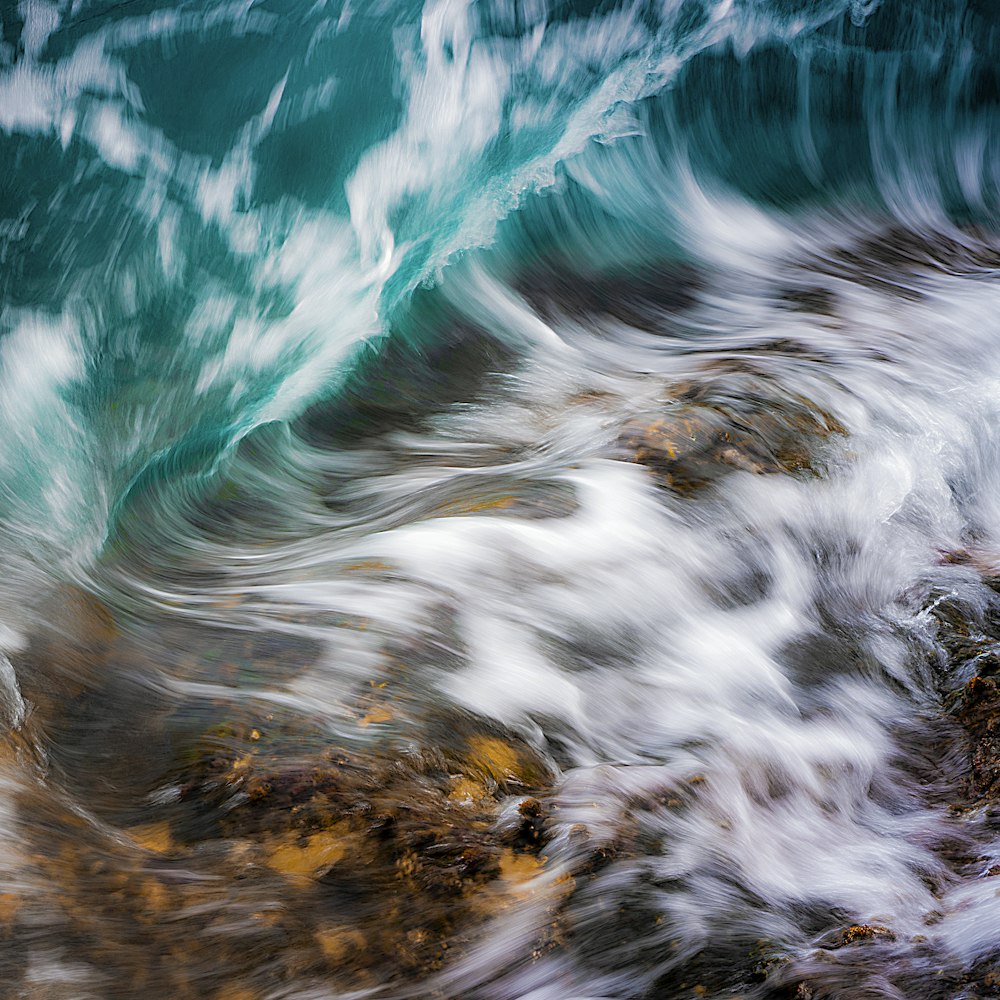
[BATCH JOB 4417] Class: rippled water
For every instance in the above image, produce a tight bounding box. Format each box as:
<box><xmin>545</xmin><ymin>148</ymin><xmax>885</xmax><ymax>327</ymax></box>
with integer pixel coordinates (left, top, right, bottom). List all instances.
<box><xmin>4</xmin><ymin>1</ymin><xmax>1000</xmax><ymax>997</ymax></box>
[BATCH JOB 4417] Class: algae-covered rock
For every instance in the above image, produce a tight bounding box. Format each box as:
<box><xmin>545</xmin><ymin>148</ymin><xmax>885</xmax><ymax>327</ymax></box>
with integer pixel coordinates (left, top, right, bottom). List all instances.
<box><xmin>5</xmin><ymin>705</ymin><xmax>558</xmax><ymax>996</ymax></box>
<box><xmin>618</xmin><ymin>370</ymin><xmax>845</xmax><ymax>494</ymax></box>
<box><xmin>108</xmin><ymin>707</ymin><xmax>559</xmax><ymax>986</ymax></box>
<box><xmin>4</xmin><ymin>583</ymin><xmax>560</xmax><ymax>996</ymax></box>
<box><xmin>825</xmin><ymin>923</ymin><xmax>896</xmax><ymax>948</ymax></box>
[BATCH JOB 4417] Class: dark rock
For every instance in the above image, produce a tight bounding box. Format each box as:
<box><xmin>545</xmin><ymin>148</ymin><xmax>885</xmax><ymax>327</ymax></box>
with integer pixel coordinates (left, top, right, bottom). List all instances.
<box><xmin>618</xmin><ymin>372</ymin><xmax>845</xmax><ymax>494</ymax></box>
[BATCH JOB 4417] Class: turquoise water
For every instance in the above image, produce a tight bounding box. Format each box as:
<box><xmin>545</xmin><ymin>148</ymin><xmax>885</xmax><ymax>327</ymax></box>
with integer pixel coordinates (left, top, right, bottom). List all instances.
<box><xmin>1</xmin><ymin>0</ymin><xmax>997</xmax><ymax>581</ymax></box>
<box><xmin>5</xmin><ymin>1</ymin><xmax>1000</xmax><ymax>997</ymax></box>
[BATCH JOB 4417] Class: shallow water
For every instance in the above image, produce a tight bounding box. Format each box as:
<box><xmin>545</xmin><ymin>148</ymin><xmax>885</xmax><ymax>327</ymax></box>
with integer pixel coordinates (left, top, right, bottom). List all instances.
<box><xmin>4</xmin><ymin>1</ymin><xmax>1000</xmax><ymax>997</ymax></box>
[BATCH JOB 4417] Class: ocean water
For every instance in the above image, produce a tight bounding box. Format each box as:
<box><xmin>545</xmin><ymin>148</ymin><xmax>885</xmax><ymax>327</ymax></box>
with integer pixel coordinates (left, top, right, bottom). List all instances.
<box><xmin>3</xmin><ymin>1</ymin><xmax>1000</xmax><ymax>997</ymax></box>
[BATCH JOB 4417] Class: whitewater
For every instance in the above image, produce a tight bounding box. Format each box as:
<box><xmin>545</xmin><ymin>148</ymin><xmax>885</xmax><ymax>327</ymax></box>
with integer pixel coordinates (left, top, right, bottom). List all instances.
<box><xmin>2</xmin><ymin>0</ymin><xmax>1000</xmax><ymax>997</ymax></box>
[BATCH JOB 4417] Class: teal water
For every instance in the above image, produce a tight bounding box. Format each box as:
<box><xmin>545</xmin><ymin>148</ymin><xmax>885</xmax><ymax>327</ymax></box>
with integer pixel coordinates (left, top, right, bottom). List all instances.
<box><xmin>2</xmin><ymin>0</ymin><xmax>995</xmax><ymax>583</ymax></box>
<box><xmin>5</xmin><ymin>1</ymin><xmax>1000</xmax><ymax>997</ymax></box>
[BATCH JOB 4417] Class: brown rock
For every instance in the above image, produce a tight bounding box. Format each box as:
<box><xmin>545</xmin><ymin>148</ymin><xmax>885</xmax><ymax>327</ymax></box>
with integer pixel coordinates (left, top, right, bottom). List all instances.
<box><xmin>618</xmin><ymin>372</ymin><xmax>845</xmax><ymax>494</ymax></box>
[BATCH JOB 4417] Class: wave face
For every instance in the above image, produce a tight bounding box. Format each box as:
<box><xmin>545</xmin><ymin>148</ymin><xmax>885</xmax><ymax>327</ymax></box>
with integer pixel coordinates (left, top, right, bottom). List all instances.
<box><xmin>5</xmin><ymin>1</ymin><xmax>1000</xmax><ymax>997</ymax></box>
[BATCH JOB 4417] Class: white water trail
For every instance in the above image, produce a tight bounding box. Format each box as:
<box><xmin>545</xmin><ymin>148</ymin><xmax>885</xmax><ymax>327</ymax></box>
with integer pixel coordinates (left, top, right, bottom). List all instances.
<box><xmin>155</xmin><ymin>196</ymin><xmax>1000</xmax><ymax>997</ymax></box>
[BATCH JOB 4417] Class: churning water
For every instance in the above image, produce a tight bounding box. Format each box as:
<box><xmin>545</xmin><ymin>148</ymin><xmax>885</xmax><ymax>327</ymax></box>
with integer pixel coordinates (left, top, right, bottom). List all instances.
<box><xmin>3</xmin><ymin>1</ymin><xmax>1000</xmax><ymax>997</ymax></box>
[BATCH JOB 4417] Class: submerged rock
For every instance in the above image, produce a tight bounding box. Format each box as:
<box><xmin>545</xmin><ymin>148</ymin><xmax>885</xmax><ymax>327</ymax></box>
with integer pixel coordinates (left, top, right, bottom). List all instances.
<box><xmin>198</xmin><ymin>722</ymin><xmax>553</xmax><ymax>980</ymax></box>
<box><xmin>14</xmin><ymin>702</ymin><xmax>558</xmax><ymax>994</ymax></box>
<box><xmin>2</xmin><ymin>588</ymin><xmax>567</xmax><ymax>996</ymax></box>
<box><xmin>618</xmin><ymin>370</ymin><xmax>845</xmax><ymax>495</ymax></box>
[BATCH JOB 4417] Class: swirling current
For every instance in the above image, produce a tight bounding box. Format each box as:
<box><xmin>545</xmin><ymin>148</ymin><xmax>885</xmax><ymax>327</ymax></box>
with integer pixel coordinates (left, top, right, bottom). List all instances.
<box><xmin>3</xmin><ymin>1</ymin><xmax>1000</xmax><ymax>997</ymax></box>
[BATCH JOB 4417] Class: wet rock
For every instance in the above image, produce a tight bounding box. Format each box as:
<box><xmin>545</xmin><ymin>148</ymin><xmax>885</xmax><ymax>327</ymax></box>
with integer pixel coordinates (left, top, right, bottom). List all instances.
<box><xmin>957</xmin><ymin>674</ymin><xmax>1000</xmax><ymax>802</ymax></box>
<box><xmin>514</xmin><ymin>260</ymin><xmax>703</xmax><ymax>333</ymax></box>
<box><xmin>805</xmin><ymin>225</ymin><xmax>1000</xmax><ymax>302</ymax></box>
<box><xmin>618</xmin><ymin>371</ymin><xmax>845</xmax><ymax>494</ymax></box>
<box><xmin>6</xmin><ymin>586</ymin><xmax>560</xmax><ymax>996</ymax></box>
<box><xmin>506</xmin><ymin>796</ymin><xmax>546</xmax><ymax>852</ymax></box>
<box><xmin>828</xmin><ymin>924</ymin><xmax>896</xmax><ymax>947</ymax></box>
<box><xmin>133</xmin><ymin>712</ymin><xmax>558</xmax><ymax>985</ymax></box>
<box><xmin>427</xmin><ymin>479</ymin><xmax>580</xmax><ymax>521</ymax></box>
<box><xmin>778</xmin><ymin>285</ymin><xmax>838</xmax><ymax>317</ymax></box>
<box><xmin>747</xmin><ymin>941</ymin><xmax>793</xmax><ymax>984</ymax></box>
<box><xmin>925</xmin><ymin>583</ymin><xmax>1000</xmax><ymax>806</ymax></box>
<box><xmin>5</xmin><ymin>708</ymin><xmax>558</xmax><ymax>997</ymax></box>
